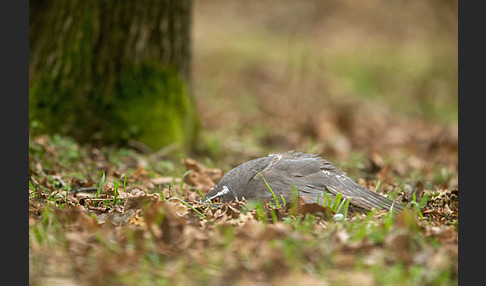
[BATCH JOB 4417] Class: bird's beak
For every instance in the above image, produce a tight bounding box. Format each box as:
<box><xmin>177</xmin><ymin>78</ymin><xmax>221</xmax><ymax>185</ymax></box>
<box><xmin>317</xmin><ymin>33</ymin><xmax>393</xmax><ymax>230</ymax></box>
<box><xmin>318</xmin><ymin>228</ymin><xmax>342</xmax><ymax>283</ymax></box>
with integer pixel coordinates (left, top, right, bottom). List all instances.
<box><xmin>199</xmin><ymin>196</ymin><xmax>211</xmax><ymax>205</ymax></box>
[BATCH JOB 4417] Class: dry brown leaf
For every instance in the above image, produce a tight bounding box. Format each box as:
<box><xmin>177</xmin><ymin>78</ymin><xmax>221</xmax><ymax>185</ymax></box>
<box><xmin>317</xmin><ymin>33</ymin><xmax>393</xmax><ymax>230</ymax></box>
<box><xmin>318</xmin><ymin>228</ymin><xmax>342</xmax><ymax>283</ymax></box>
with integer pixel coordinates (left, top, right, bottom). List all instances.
<box><xmin>132</xmin><ymin>166</ymin><xmax>149</xmax><ymax>180</ymax></box>
<box><xmin>124</xmin><ymin>193</ymin><xmax>158</xmax><ymax>211</ymax></box>
<box><xmin>29</xmin><ymin>199</ymin><xmax>39</xmax><ymax>216</ymax></box>
<box><xmin>236</xmin><ymin>220</ymin><xmax>262</xmax><ymax>240</ymax></box>
<box><xmin>297</xmin><ymin>199</ymin><xmax>333</xmax><ymax>220</ymax></box>
<box><xmin>143</xmin><ymin>202</ymin><xmax>186</xmax><ymax>245</ymax></box>
<box><xmin>426</xmin><ymin>225</ymin><xmax>457</xmax><ymax>243</ymax></box>
<box><xmin>184</xmin><ymin>158</ymin><xmax>224</xmax><ymax>192</ymax></box>
<box><xmin>260</xmin><ymin>222</ymin><xmax>289</xmax><ymax>240</ymax></box>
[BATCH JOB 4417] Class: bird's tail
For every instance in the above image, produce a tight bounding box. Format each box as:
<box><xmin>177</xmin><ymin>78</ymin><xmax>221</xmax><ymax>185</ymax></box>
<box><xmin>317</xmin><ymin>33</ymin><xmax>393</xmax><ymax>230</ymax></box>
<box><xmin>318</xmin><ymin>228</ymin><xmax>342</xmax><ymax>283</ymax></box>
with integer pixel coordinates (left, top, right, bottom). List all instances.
<box><xmin>347</xmin><ymin>186</ymin><xmax>404</xmax><ymax>213</ymax></box>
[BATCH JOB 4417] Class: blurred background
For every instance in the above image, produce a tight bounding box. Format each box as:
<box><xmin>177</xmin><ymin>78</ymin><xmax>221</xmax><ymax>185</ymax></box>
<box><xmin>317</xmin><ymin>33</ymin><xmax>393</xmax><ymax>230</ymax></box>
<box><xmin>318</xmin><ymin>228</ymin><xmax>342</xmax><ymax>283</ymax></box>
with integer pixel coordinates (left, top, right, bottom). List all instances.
<box><xmin>29</xmin><ymin>0</ymin><xmax>458</xmax><ymax>174</ymax></box>
<box><xmin>192</xmin><ymin>0</ymin><xmax>457</xmax><ymax>168</ymax></box>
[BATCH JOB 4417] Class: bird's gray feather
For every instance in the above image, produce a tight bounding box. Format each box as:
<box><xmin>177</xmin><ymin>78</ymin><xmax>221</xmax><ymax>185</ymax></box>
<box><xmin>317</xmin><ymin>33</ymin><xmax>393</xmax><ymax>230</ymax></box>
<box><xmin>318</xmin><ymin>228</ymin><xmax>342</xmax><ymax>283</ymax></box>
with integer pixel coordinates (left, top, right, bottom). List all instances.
<box><xmin>203</xmin><ymin>151</ymin><xmax>404</xmax><ymax>212</ymax></box>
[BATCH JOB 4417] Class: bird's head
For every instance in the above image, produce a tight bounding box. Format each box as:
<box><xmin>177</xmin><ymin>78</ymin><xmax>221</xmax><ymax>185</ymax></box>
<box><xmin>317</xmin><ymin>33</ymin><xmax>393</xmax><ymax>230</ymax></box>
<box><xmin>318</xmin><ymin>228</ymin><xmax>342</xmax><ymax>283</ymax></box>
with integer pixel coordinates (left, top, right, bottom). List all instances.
<box><xmin>200</xmin><ymin>185</ymin><xmax>236</xmax><ymax>206</ymax></box>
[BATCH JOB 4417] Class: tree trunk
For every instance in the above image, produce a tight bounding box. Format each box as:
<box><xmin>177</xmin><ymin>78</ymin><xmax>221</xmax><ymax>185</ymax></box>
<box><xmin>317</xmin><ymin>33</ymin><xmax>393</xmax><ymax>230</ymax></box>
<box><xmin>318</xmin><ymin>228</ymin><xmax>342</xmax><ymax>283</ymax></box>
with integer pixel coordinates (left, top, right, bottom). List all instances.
<box><xmin>29</xmin><ymin>0</ymin><xmax>198</xmax><ymax>150</ymax></box>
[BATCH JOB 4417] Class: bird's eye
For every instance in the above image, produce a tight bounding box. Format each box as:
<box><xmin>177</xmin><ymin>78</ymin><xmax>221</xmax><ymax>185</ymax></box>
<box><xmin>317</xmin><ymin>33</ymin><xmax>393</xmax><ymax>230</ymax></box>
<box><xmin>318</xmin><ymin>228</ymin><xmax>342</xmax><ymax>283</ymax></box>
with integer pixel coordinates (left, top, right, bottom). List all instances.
<box><xmin>212</xmin><ymin>197</ymin><xmax>220</xmax><ymax>203</ymax></box>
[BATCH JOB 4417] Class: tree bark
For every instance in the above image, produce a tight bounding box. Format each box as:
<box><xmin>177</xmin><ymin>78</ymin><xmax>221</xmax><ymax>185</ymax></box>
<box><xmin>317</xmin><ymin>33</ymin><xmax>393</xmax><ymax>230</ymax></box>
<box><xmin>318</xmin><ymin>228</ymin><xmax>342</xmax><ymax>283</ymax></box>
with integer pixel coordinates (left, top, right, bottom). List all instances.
<box><xmin>29</xmin><ymin>0</ymin><xmax>198</xmax><ymax>150</ymax></box>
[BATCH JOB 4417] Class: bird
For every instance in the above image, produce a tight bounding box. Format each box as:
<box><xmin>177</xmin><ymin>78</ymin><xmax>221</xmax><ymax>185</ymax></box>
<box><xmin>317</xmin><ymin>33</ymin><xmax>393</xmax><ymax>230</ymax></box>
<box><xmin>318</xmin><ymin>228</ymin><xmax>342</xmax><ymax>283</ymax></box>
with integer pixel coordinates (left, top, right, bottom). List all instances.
<box><xmin>202</xmin><ymin>151</ymin><xmax>404</xmax><ymax>213</ymax></box>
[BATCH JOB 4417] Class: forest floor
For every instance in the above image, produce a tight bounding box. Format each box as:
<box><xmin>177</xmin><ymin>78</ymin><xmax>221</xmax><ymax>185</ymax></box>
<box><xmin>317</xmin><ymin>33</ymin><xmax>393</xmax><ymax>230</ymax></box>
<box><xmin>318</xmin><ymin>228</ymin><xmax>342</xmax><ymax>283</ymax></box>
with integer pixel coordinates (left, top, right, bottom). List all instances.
<box><xmin>29</xmin><ymin>130</ymin><xmax>457</xmax><ymax>285</ymax></box>
<box><xmin>29</xmin><ymin>1</ymin><xmax>457</xmax><ymax>285</ymax></box>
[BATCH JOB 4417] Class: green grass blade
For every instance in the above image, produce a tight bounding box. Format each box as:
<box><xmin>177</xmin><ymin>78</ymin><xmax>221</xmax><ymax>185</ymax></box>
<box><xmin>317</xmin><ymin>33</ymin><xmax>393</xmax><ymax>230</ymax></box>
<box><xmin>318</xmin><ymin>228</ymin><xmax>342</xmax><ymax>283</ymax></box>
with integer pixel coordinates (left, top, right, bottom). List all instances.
<box><xmin>95</xmin><ymin>172</ymin><xmax>106</xmax><ymax>199</ymax></box>
<box><xmin>336</xmin><ymin>196</ymin><xmax>350</xmax><ymax>217</ymax></box>
<box><xmin>29</xmin><ymin>181</ymin><xmax>36</xmax><ymax>196</ymax></box>
<box><xmin>332</xmin><ymin>193</ymin><xmax>342</xmax><ymax>211</ymax></box>
<box><xmin>113</xmin><ymin>180</ymin><xmax>120</xmax><ymax>205</ymax></box>
<box><xmin>341</xmin><ymin>198</ymin><xmax>351</xmax><ymax>220</ymax></box>
<box><xmin>322</xmin><ymin>193</ymin><xmax>332</xmax><ymax>207</ymax></box>
<box><xmin>258</xmin><ymin>172</ymin><xmax>281</xmax><ymax>208</ymax></box>
<box><xmin>374</xmin><ymin>180</ymin><xmax>381</xmax><ymax>192</ymax></box>
<box><xmin>180</xmin><ymin>170</ymin><xmax>193</xmax><ymax>197</ymax></box>
<box><xmin>65</xmin><ymin>183</ymin><xmax>70</xmax><ymax>203</ymax></box>
<box><xmin>160</xmin><ymin>185</ymin><xmax>166</xmax><ymax>202</ymax></box>
<box><xmin>197</xmin><ymin>189</ymin><xmax>207</xmax><ymax>203</ymax></box>
<box><xmin>167</xmin><ymin>197</ymin><xmax>205</xmax><ymax>218</ymax></box>
<box><xmin>280</xmin><ymin>195</ymin><xmax>287</xmax><ymax>208</ymax></box>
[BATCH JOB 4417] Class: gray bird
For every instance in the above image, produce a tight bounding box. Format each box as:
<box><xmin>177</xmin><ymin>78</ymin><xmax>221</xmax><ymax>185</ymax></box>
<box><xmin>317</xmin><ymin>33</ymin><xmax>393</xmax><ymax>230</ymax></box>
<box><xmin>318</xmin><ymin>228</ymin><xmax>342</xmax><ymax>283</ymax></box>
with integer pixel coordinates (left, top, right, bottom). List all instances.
<box><xmin>202</xmin><ymin>151</ymin><xmax>404</xmax><ymax>213</ymax></box>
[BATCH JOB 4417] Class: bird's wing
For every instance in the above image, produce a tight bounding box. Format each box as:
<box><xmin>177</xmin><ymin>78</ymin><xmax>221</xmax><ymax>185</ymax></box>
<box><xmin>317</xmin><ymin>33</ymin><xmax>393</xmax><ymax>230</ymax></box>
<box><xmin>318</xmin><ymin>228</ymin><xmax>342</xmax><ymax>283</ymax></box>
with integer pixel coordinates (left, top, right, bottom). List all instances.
<box><xmin>315</xmin><ymin>162</ymin><xmax>404</xmax><ymax>212</ymax></box>
<box><xmin>244</xmin><ymin>153</ymin><xmax>403</xmax><ymax>212</ymax></box>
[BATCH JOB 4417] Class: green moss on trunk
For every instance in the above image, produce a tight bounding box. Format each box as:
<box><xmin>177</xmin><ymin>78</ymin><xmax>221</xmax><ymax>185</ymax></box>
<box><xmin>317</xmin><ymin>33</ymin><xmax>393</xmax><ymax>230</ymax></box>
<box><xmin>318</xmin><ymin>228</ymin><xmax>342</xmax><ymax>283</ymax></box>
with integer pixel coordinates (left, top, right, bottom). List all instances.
<box><xmin>112</xmin><ymin>62</ymin><xmax>199</xmax><ymax>150</ymax></box>
<box><xmin>30</xmin><ymin>62</ymin><xmax>198</xmax><ymax>150</ymax></box>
